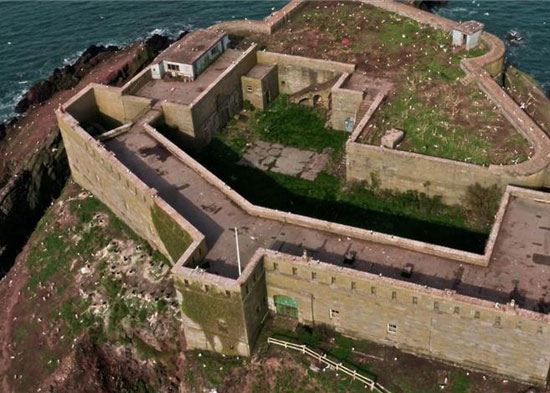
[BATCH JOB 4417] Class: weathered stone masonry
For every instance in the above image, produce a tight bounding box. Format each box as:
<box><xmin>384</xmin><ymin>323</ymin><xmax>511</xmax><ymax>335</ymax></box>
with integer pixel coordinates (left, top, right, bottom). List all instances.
<box><xmin>56</xmin><ymin>0</ymin><xmax>550</xmax><ymax>386</ymax></box>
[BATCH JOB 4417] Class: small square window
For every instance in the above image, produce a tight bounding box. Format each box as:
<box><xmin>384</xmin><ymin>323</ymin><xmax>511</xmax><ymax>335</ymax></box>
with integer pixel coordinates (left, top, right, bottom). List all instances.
<box><xmin>292</xmin><ymin>267</ymin><xmax>298</xmax><ymax>276</ymax></box>
<box><xmin>246</xmin><ymin>85</ymin><xmax>253</xmax><ymax>93</ymax></box>
<box><xmin>453</xmin><ymin>306</ymin><xmax>460</xmax><ymax>314</ymax></box>
<box><xmin>311</xmin><ymin>272</ymin><xmax>317</xmax><ymax>280</ymax></box>
<box><xmin>391</xmin><ymin>291</ymin><xmax>397</xmax><ymax>300</ymax></box>
<box><xmin>225</xmin><ymin>290</ymin><xmax>231</xmax><ymax>298</ymax></box>
<box><xmin>331</xmin><ymin>277</ymin><xmax>336</xmax><ymax>285</ymax></box>
<box><xmin>387</xmin><ymin>324</ymin><xmax>398</xmax><ymax>334</ymax></box>
<box><xmin>412</xmin><ymin>296</ymin><xmax>418</xmax><ymax>305</ymax></box>
<box><xmin>273</xmin><ymin>262</ymin><xmax>278</xmax><ymax>271</ymax></box>
<box><xmin>371</xmin><ymin>287</ymin><xmax>376</xmax><ymax>296</ymax></box>
<box><xmin>204</xmin><ymin>285</ymin><xmax>209</xmax><ymax>292</ymax></box>
<box><xmin>218</xmin><ymin>321</ymin><xmax>228</xmax><ymax>333</ymax></box>
<box><xmin>184</xmin><ymin>279</ymin><xmax>189</xmax><ymax>287</ymax></box>
<box><xmin>474</xmin><ymin>311</ymin><xmax>480</xmax><ymax>319</ymax></box>
<box><xmin>329</xmin><ymin>309</ymin><xmax>340</xmax><ymax>319</ymax></box>
<box><xmin>351</xmin><ymin>281</ymin><xmax>356</xmax><ymax>290</ymax></box>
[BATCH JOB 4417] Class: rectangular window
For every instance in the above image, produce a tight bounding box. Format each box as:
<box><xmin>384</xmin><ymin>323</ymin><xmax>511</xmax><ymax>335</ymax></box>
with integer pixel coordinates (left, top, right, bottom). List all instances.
<box><xmin>225</xmin><ymin>290</ymin><xmax>231</xmax><ymax>298</ymax></box>
<box><xmin>351</xmin><ymin>281</ymin><xmax>356</xmax><ymax>290</ymax></box>
<box><xmin>184</xmin><ymin>279</ymin><xmax>189</xmax><ymax>287</ymax></box>
<box><xmin>387</xmin><ymin>324</ymin><xmax>398</xmax><ymax>334</ymax></box>
<box><xmin>412</xmin><ymin>296</ymin><xmax>418</xmax><ymax>305</ymax></box>
<box><xmin>292</xmin><ymin>267</ymin><xmax>298</xmax><ymax>276</ymax></box>
<box><xmin>273</xmin><ymin>262</ymin><xmax>278</xmax><ymax>271</ymax></box>
<box><xmin>391</xmin><ymin>291</ymin><xmax>397</xmax><ymax>300</ymax></box>
<box><xmin>331</xmin><ymin>277</ymin><xmax>336</xmax><ymax>285</ymax></box>
<box><xmin>453</xmin><ymin>306</ymin><xmax>460</xmax><ymax>315</ymax></box>
<box><xmin>311</xmin><ymin>272</ymin><xmax>317</xmax><ymax>280</ymax></box>
<box><xmin>246</xmin><ymin>85</ymin><xmax>253</xmax><ymax>93</ymax></box>
<box><xmin>167</xmin><ymin>63</ymin><xmax>179</xmax><ymax>71</ymax></box>
<box><xmin>474</xmin><ymin>311</ymin><xmax>480</xmax><ymax>319</ymax></box>
<box><xmin>329</xmin><ymin>309</ymin><xmax>340</xmax><ymax>319</ymax></box>
<box><xmin>371</xmin><ymin>287</ymin><xmax>376</xmax><ymax>296</ymax></box>
<box><xmin>434</xmin><ymin>301</ymin><xmax>439</xmax><ymax>311</ymax></box>
<box><xmin>204</xmin><ymin>285</ymin><xmax>209</xmax><ymax>292</ymax></box>
<box><xmin>494</xmin><ymin>316</ymin><xmax>501</xmax><ymax>327</ymax></box>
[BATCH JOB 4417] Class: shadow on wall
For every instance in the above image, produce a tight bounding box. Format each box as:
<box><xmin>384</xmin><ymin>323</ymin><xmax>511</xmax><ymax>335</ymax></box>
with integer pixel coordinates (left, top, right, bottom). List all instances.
<box><xmin>193</xmin><ymin>139</ymin><xmax>488</xmax><ymax>254</ymax></box>
<box><xmin>273</xmin><ymin>240</ymin><xmax>542</xmax><ymax>311</ymax></box>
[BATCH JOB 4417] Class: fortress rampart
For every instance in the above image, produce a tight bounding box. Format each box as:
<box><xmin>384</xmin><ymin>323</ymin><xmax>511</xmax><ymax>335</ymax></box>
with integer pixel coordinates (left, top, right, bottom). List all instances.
<box><xmin>56</xmin><ymin>0</ymin><xmax>550</xmax><ymax>386</ymax></box>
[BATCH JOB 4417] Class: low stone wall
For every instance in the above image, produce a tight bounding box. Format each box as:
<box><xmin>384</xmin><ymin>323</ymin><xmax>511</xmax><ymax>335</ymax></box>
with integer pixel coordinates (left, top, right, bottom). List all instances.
<box><xmin>264</xmin><ymin>249</ymin><xmax>550</xmax><ymax>385</ymax></box>
<box><xmin>215</xmin><ymin>0</ymin><xmax>307</xmax><ymax>35</ymax></box>
<box><xmin>143</xmin><ymin>122</ymin><xmax>494</xmax><ymax>267</ymax></box>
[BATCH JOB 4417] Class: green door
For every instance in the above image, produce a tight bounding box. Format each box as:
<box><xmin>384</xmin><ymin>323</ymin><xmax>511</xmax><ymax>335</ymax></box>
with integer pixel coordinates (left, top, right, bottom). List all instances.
<box><xmin>274</xmin><ymin>295</ymin><xmax>298</xmax><ymax>319</ymax></box>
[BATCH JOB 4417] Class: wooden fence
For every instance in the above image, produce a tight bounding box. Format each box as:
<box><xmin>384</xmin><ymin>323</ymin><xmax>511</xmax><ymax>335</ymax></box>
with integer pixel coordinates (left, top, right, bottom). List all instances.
<box><xmin>267</xmin><ymin>337</ymin><xmax>392</xmax><ymax>393</ymax></box>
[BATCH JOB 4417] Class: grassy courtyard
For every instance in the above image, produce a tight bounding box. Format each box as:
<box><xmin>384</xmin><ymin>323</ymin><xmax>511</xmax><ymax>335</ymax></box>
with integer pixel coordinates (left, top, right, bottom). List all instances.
<box><xmin>191</xmin><ymin>96</ymin><xmax>492</xmax><ymax>254</ymax></box>
<box><xmin>236</xmin><ymin>1</ymin><xmax>531</xmax><ymax>166</ymax></box>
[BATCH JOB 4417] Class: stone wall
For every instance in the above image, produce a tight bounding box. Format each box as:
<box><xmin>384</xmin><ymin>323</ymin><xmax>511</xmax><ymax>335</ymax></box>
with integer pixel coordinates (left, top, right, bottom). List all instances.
<box><xmin>330</xmin><ymin>73</ymin><xmax>365</xmax><ymax>131</ymax></box>
<box><xmin>263</xmin><ymin>250</ymin><xmax>550</xmax><ymax>385</ymax></box>
<box><xmin>57</xmin><ymin>87</ymin><xmax>196</xmax><ymax>264</ymax></box>
<box><xmin>172</xmin><ymin>248</ymin><xmax>267</xmax><ymax>357</ymax></box>
<box><xmin>188</xmin><ymin>46</ymin><xmax>258</xmax><ymax>147</ymax></box>
<box><xmin>257</xmin><ymin>51</ymin><xmax>355</xmax><ymax>95</ymax></box>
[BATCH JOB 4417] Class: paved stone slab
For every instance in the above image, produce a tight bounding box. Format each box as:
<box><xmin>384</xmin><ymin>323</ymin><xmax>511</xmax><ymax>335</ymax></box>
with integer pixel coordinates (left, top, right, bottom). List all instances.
<box><xmin>239</xmin><ymin>141</ymin><xmax>330</xmax><ymax>180</ymax></box>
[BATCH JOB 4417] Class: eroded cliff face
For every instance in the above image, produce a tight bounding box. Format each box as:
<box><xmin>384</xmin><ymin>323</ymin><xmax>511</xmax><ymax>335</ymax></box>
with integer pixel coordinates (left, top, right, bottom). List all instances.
<box><xmin>0</xmin><ymin>34</ymin><xmax>178</xmax><ymax>277</ymax></box>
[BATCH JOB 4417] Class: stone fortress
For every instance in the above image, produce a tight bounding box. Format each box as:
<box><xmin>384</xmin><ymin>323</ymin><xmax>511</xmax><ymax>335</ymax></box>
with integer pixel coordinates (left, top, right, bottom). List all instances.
<box><xmin>56</xmin><ymin>0</ymin><xmax>550</xmax><ymax>386</ymax></box>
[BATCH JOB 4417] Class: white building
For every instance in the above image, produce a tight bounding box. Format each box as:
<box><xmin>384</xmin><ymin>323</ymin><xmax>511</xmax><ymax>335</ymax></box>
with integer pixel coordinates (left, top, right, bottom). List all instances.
<box><xmin>452</xmin><ymin>20</ymin><xmax>484</xmax><ymax>51</ymax></box>
<box><xmin>151</xmin><ymin>29</ymin><xmax>230</xmax><ymax>81</ymax></box>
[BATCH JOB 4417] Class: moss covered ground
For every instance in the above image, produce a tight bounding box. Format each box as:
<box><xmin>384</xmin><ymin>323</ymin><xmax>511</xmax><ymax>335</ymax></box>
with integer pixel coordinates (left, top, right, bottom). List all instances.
<box><xmin>236</xmin><ymin>1</ymin><xmax>531</xmax><ymax>165</ymax></box>
<box><xmin>193</xmin><ymin>98</ymin><xmax>492</xmax><ymax>254</ymax></box>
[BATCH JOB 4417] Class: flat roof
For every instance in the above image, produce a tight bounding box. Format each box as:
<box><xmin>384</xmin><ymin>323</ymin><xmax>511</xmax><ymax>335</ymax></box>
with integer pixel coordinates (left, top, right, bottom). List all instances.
<box><xmin>455</xmin><ymin>20</ymin><xmax>484</xmax><ymax>35</ymax></box>
<box><xmin>245</xmin><ymin>63</ymin><xmax>275</xmax><ymax>80</ymax></box>
<box><xmin>135</xmin><ymin>49</ymin><xmax>243</xmax><ymax>105</ymax></box>
<box><xmin>103</xmin><ymin>129</ymin><xmax>550</xmax><ymax>312</ymax></box>
<box><xmin>157</xmin><ymin>29</ymin><xmax>227</xmax><ymax>65</ymax></box>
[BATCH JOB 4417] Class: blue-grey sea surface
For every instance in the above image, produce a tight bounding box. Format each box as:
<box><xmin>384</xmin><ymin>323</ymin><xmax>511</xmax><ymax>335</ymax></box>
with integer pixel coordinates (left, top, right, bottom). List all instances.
<box><xmin>0</xmin><ymin>1</ymin><xmax>548</xmax><ymax>122</ymax></box>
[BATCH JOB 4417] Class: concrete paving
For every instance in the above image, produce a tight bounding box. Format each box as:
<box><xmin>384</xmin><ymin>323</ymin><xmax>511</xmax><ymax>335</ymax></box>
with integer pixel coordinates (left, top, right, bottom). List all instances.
<box><xmin>239</xmin><ymin>141</ymin><xmax>330</xmax><ymax>180</ymax></box>
<box><xmin>104</xmin><ymin>130</ymin><xmax>550</xmax><ymax>311</ymax></box>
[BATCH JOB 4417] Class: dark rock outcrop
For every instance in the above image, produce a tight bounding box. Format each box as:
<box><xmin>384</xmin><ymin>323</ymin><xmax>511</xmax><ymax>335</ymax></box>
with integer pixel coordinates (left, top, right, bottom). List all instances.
<box><xmin>14</xmin><ymin>44</ymin><xmax>119</xmax><ymax>114</ymax></box>
<box><xmin>1</xmin><ymin>33</ymin><xmax>181</xmax><ymax>277</ymax></box>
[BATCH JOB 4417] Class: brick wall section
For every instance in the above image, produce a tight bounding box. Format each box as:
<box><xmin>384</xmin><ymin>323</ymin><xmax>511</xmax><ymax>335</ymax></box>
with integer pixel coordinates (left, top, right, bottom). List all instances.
<box><xmin>263</xmin><ymin>249</ymin><xmax>550</xmax><ymax>385</ymax></box>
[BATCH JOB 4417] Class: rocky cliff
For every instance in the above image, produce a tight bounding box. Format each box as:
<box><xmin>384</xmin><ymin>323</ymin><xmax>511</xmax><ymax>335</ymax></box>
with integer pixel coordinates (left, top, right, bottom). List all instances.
<box><xmin>0</xmin><ymin>33</ymin><xmax>179</xmax><ymax>277</ymax></box>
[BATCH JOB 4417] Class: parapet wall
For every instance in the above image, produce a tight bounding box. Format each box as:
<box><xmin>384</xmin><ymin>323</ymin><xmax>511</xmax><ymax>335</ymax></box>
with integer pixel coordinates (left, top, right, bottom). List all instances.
<box><xmin>58</xmin><ymin>85</ymin><xmax>200</xmax><ymax>265</ymax></box>
<box><xmin>143</xmin><ymin>121</ymin><xmax>495</xmax><ymax>267</ymax></box>
<box><xmin>263</xmin><ymin>249</ymin><xmax>550</xmax><ymax>385</ymax></box>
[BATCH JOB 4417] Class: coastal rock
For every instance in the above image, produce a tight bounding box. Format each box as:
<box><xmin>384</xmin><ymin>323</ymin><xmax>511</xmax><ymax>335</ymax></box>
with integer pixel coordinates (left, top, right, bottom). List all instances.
<box><xmin>14</xmin><ymin>44</ymin><xmax>119</xmax><ymax>114</ymax></box>
<box><xmin>145</xmin><ymin>33</ymin><xmax>174</xmax><ymax>55</ymax></box>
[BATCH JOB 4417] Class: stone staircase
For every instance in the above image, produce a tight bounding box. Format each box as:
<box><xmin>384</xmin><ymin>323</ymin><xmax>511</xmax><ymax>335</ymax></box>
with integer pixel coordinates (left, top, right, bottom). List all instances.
<box><xmin>460</xmin><ymin>72</ymin><xmax>476</xmax><ymax>86</ymax></box>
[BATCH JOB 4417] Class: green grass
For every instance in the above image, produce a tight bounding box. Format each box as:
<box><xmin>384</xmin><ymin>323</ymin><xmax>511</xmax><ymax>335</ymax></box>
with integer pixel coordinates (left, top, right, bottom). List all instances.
<box><xmin>151</xmin><ymin>203</ymin><xmax>192</xmax><ymax>263</ymax></box>
<box><xmin>366</xmin><ymin>84</ymin><xmax>494</xmax><ymax>165</ymax></box>
<box><xmin>249</xmin><ymin>95</ymin><xmax>347</xmax><ymax>153</ymax></box>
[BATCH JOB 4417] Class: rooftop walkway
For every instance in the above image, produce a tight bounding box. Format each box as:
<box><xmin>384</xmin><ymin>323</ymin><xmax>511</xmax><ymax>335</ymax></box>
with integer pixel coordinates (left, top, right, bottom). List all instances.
<box><xmin>103</xmin><ymin>129</ymin><xmax>550</xmax><ymax>312</ymax></box>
